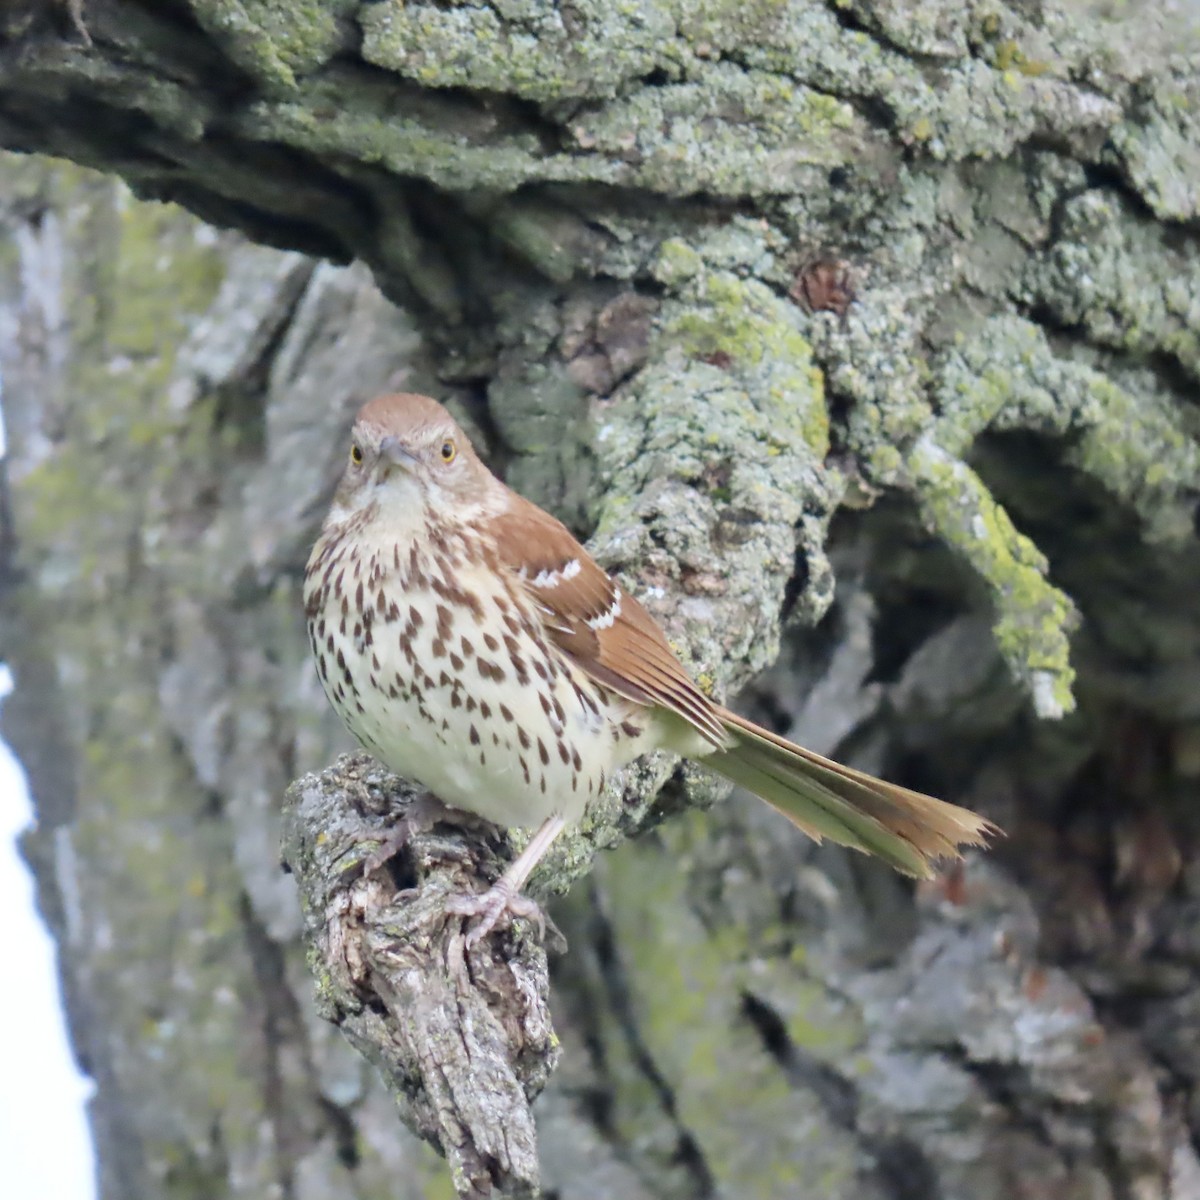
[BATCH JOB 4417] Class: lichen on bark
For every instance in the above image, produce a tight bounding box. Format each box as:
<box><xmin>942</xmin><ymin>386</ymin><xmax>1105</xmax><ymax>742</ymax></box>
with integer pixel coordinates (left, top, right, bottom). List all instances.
<box><xmin>0</xmin><ymin>2</ymin><xmax>1199</xmax><ymax>1199</ymax></box>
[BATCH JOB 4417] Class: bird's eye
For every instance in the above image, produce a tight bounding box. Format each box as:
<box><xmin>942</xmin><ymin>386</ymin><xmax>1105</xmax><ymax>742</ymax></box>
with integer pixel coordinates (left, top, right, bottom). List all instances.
<box><xmin>350</xmin><ymin>443</ymin><xmax>363</xmax><ymax>466</ymax></box>
<box><xmin>440</xmin><ymin>439</ymin><xmax>457</xmax><ymax>463</ymax></box>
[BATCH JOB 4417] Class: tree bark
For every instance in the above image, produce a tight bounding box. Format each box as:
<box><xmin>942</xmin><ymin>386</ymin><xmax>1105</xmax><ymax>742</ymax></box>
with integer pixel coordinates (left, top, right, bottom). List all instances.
<box><xmin>1</xmin><ymin>2</ymin><xmax>1198</xmax><ymax>1198</ymax></box>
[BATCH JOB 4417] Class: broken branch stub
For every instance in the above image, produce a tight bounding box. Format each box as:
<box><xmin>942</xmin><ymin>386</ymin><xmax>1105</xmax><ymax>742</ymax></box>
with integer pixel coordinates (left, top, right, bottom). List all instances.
<box><xmin>281</xmin><ymin>753</ymin><xmax>558</xmax><ymax>1199</ymax></box>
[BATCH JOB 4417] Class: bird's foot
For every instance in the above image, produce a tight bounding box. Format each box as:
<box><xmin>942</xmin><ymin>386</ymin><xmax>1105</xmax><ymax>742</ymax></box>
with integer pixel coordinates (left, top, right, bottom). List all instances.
<box><xmin>445</xmin><ymin>813</ymin><xmax>569</xmax><ymax>950</ymax></box>
<box><xmin>446</xmin><ymin>879</ymin><xmax>549</xmax><ymax>948</ymax></box>
<box><xmin>357</xmin><ymin>792</ymin><xmax>499</xmax><ymax>876</ymax></box>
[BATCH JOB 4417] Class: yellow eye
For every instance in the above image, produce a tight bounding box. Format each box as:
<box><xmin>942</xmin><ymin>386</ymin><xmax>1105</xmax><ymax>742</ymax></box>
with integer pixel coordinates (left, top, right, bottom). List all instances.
<box><xmin>350</xmin><ymin>443</ymin><xmax>363</xmax><ymax>466</ymax></box>
<box><xmin>440</xmin><ymin>439</ymin><xmax>457</xmax><ymax>463</ymax></box>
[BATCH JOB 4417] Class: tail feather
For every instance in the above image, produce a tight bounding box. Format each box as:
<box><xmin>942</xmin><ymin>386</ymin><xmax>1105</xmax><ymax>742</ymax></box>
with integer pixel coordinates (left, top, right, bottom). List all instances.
<box><xmin>705</xmin><ymin>708</ymin><xmax>997</xmax><ymax>878</ymax></box>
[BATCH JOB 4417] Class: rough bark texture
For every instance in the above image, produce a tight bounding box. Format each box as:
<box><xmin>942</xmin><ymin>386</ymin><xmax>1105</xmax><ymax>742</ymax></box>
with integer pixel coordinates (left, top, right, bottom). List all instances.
<box><xmin>0</xmin><ymin>2</ymin><xmax>1199</xmax><ymax>1198</ymax></box>
<box><xmin>281</xmin><ymin>755</ymin><xmax>559</xmax><ymax>1199</ymax></box>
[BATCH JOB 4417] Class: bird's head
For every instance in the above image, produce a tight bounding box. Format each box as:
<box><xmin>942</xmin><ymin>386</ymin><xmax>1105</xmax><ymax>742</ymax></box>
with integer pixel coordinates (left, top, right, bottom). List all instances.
<box><xmin>330</xmin><ymin>393</ymin><xmax>500</xmax><ymax>528</ymax></box>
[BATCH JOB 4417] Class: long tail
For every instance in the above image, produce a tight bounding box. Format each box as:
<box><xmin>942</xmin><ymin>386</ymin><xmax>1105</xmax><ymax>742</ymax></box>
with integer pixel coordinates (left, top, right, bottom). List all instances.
<box><xmin>704</xmin><ymin>708</ymin><xmax>997</xmax><ymax>878</ymax></box>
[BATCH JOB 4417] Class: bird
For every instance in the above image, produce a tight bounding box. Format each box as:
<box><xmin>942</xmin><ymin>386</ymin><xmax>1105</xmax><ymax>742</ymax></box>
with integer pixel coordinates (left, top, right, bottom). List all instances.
<box><xmin>304</xmin><ymin>393</ymin><xmax>995</xmax><ymax>943</ymax></box>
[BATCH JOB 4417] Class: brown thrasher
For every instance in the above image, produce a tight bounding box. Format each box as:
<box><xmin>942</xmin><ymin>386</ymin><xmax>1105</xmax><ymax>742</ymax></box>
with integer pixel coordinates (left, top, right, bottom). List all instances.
<box><xmin>305</xmin><ymin>393</ymin><xmax>994</xmax><ymax>942</ymax></box>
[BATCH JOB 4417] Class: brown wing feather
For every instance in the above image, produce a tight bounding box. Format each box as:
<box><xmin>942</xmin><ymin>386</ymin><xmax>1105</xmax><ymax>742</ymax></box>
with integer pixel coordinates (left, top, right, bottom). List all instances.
<box><xmin>489</xmin><ymin>496</ymin><xmax>729</xmax><ymax>747</ymax></box>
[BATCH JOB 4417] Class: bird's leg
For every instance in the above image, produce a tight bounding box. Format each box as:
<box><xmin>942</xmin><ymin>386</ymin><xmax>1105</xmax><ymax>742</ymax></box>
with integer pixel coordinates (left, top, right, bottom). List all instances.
<box><xmin>358</xmin><ymin>791</ymin><xmax>501</xmax><ymax>876</ymax></box>
<box><xmin>446</xmin><ymin>813</ymin><xmax>567</xmax><ymax>946</ymax></box>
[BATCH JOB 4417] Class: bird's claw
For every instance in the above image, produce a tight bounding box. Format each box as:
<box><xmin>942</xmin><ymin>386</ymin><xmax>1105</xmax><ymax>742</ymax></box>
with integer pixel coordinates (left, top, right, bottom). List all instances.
<box><xmin>446</xmin><ymin>880</ymin><xmax>544</xmax><ymax>947</ymax></box>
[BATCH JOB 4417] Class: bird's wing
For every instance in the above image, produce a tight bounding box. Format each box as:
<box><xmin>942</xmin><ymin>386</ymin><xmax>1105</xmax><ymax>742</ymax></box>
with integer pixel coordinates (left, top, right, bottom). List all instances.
<box><xmin>489</xmin><ymin>496</ymin><xmax>728</xmax><ymax>747</ymax></box>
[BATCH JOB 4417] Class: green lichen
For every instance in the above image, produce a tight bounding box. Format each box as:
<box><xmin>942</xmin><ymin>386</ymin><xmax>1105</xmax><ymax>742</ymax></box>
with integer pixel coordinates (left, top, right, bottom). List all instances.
<box><xmin>994</xmin><ymin>40</ymin><xmax>1021</xmax><ymax>71</ymax></box>
<box><xmin>322</xmin><ymin>7</ymin><xmax>871</xmax><ymax>196</ymax></box>
<box><xmin>361</xmin><ymin>0</ymin><xmax>674</xmax><ymax>102</ymax></box>
<box><xmin>818</xmin><ymin>292</ymin><xmax>937</xmax><ymax>485</ymax></box>
<box><xmin>935</xmin><ymin>316</ymin><xmax>1198</xmax><ymax>546</ymax></box>
<box><xmin>592</xmin><ymin>820</ymin><xmax>864</xmax><ymax>1197</ymax></box>
<box><xmin>653</xmin><ymin>237</ymin><xmax>705</xmax><ymax>287</ymax></box>
<box><xmin>574</xmin><ymin>234</ymin><xmax>841</xmax><ymax>682</ymax></box>
<box><xmin>909</xmin><ymin>438</ymin><xmax>1077</xmax><ymax>718</ymax></box>
<box><xmin>1018</xmin><ymin>58</ymin><xmax>1053</xmax><ymax>78</ymax></box>
<box><xmin>192</xmin><ymin>0</ymin><xmax>352</xmax><ymax>89</ymax></box>
<box><xmin>242</xmin><ymin>76</ymin><xmax>596</xmax><ymax>193</ymax></box>
<box><xmin>73</xmin><ymin>728</ymin><xmax>269</xmax><ymax>1187</ymax></box>
<box><xmin>2</xmin><ymin>163</ymin><xmax>311</xmax><ymax>1192</ymax></box>
<box><xmin>573</xmin><ymin>68</ymin><xmax>861</xmax><ymax>194</ymax></box>
<box><xmin>1023</xmin><ymin>190</ymin><xmax>1200</xmax><ymax>384</ymax></box>
<box><xmin>349</xmin><ymin>0</ymin><xmax>1103</xmax><ymax>181</ymax></box>
<box><xmin>652</xmin><ymin>241</ymin><xmax>828</xmax><ymax>456</ymax></box>
<box><xmin>19</xmin><ymin>183</ymin><xmax>225</xmax><ymax>595</ymax></box>
<box><xmin>1110</xmin><ymin>79</ymin><xmax>1200</xmax><ymax>221</ymax></box>
<box><xmin>170</xmin><ymin>0</ymin><xmax>1174</xmax><ymax>232</ymax></box>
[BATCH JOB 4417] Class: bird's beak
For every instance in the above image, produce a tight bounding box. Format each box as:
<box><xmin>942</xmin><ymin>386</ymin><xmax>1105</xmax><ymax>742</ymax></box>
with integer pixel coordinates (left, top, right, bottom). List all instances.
<box><xmin>378</xmin><ymin>436</ymin><xmax>419</xmax><ymax>472</ymax></box>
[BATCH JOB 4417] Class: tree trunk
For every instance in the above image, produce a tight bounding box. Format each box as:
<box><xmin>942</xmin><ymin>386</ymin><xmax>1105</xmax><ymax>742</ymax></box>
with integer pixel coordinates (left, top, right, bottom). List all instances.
<box><xmin>1</xmin><ymin>2</ymin><xmax>1198</xmax><ymax>1197</ymax></box>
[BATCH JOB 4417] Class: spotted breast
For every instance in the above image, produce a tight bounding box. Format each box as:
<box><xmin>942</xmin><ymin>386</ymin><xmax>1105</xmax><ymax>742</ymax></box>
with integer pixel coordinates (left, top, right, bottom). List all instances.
<box><xmin>304</xmin><ymin>509</ymin><xmax>642</xmax><ymax>829</ymax></box>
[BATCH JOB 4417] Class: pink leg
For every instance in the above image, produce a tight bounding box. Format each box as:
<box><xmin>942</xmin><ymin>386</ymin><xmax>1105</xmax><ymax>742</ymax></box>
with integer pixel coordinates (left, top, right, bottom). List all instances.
<box><xmin>446</xmin><ymin>814</ymin><xmax>568</xmax><ymax>946</ymax></box>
